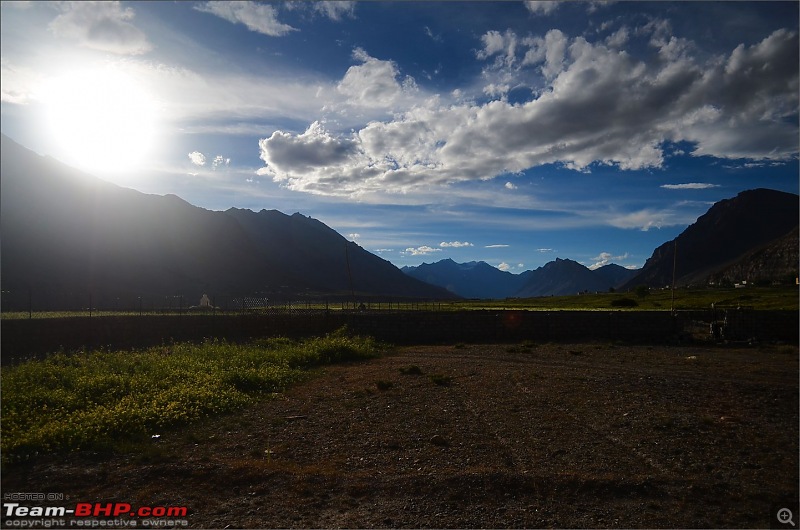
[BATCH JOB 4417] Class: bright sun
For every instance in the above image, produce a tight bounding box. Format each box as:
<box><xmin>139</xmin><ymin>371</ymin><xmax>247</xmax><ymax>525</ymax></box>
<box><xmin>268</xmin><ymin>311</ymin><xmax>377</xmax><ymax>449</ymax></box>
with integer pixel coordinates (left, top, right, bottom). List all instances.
<box><xmin>41</xmin><ymin>66</ymin><xmax>157</xmax><ymax>176</ymax></box>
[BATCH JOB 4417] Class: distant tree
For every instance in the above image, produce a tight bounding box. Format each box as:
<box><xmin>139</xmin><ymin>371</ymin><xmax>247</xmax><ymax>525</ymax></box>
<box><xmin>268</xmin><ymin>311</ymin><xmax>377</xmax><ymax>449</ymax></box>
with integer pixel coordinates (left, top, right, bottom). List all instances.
<box><xmin>635</xmin><ymin>285</ymin><xmax>650</xmax><ymax>298</ymax></box>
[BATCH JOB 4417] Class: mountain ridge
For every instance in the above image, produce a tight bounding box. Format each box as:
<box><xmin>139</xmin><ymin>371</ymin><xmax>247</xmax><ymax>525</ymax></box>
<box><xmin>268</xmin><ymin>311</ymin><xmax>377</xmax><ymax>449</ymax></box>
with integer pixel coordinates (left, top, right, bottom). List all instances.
<box><xmin>622</xmin><ymin>188</ymin><xmax>799</xmax><ymax>290</ymax></box>
<box><xmin>0</xmin><ymin>134</ymin><xmax>455</xmax><ymax>307</ymax></box>
<box><xmin>403</xmin><ymin>258</ymin><xmax>638</xmax><ymax>298</ymax></box>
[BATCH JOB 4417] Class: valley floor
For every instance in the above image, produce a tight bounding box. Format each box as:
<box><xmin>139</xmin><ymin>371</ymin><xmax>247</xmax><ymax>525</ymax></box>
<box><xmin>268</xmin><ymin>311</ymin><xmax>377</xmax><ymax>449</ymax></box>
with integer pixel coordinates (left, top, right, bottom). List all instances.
<box><xmin>3</xmin><ymin>342</ymin><xmax>798</xmax><ymax>528</ymax></box>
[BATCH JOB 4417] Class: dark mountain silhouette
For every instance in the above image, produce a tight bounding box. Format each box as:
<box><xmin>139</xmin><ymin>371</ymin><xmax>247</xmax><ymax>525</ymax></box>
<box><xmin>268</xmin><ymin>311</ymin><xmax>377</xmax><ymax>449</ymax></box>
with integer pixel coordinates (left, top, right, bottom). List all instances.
<box><xmin>401</xmin><ymin>259</ymin><xmax>527</xmax><ymax>298</ymax></box>
<box><xmin>515</xmin><ymin>258</ymin><xmax>611</xmax><ymax>297</ymax></box>
<box><xmin>0</xmin><ymin>134</ymin><xmax>454</xmax><ymax>307</ymax></box>
<box><xmin>622</xmin><ymin>188</ymin><xmax>799</xmax><ymax>289</ymax></box>
<box><xmin>591</xmin><ymin>263</ymin><xmax>639</xmax><ymax>290</ymax></box>
<box><xmin>404</xmin><ymin>258</ymin><xmax>638</xmax><ymax>299</ymax></box>
<box><xmin>224</xmin><ymin>207</ymin><xmax>448</xmax><ymax>298</ymax></box>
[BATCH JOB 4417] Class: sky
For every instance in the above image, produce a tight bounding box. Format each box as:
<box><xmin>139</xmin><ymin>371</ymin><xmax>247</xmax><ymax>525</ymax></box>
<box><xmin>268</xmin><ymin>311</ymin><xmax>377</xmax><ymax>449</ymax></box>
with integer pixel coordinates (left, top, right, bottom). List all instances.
<box><xmin>1</xmin><ymin>1</ymin><xmax>798</xmax><ymax>273</ymax></box>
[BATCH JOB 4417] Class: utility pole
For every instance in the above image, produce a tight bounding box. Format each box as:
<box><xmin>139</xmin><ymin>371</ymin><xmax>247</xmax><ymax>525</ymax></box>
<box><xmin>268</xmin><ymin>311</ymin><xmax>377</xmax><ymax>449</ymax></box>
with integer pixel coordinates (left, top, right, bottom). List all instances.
<box><xmin>671</xmin><ymin>240</ymin><xmax>677</xmax><ymax>314</ymax></box>
<box><xmin>345</xmin><ymin>242</ymin><xmax>355</xmax><ymax>309</ymax></box>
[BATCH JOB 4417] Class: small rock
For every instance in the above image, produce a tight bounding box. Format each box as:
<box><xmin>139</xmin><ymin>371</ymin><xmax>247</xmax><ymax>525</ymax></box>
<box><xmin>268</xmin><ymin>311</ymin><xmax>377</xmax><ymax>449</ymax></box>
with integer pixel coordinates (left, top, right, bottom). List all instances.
<box><xmin>430</xmin><ymin>434</ymin><xmax>449</xmax><ymax>446</ymax></box>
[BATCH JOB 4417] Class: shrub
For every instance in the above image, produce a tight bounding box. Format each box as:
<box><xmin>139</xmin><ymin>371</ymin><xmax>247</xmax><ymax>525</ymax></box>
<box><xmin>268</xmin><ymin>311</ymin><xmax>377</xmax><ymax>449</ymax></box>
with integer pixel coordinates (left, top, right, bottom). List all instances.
<box><xmin>429</xmin><ymin>374</ymin><xmax>453</xmax><ymax>386</ymax></box>
<box><xmin>610</xmin><ymin>297</ymin><xmax>639</xmax><ymax>308</ymax></box>
<box><xmin>399</xmin><ymin>365</ymin><xmax>423</xmax><ymax>375</ymax></box>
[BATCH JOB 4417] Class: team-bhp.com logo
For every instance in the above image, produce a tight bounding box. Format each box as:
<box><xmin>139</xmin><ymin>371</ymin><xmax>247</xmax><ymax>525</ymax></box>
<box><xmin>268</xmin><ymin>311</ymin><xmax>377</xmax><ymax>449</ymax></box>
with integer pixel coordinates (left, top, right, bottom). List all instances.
<box><xmin>3</xmin><ymin>502</ymin><xmax>189</xmax><ymax>527</ymax></box>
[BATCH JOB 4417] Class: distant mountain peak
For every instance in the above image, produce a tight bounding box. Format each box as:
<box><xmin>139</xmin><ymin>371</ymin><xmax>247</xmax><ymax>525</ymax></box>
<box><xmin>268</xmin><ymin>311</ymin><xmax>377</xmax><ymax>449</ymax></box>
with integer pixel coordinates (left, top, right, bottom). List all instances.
<box><xmin>403</xmin><ymin>257</ymin><xmax>639</xmax><ymax>299</ymax></box>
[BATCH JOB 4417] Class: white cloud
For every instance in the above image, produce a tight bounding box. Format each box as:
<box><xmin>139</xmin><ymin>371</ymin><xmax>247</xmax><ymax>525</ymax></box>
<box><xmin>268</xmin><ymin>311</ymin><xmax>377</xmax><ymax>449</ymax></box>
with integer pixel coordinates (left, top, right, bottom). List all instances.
<box><xmin>348</xmin><ymin>233</ymin><xmax>361</xmax><ymax>240</ymax></box>
<box><xmin>440</xmin><ymin>241</ymin><xmax>473</xmax><ymax>248</ymax></box>
<box><xmin>477</xmin><ymin>30</ymin><xmax>518</xmax><ymax>67</ymax></box>
<box><xmin>195</xmin><ymin>1</ymin><xmax>295</xmax><ymax>37</ymax></box>
<box><xmin>606</xmin><ymin>209</ymin><xmax>686</xmax><ymax>231</ymax></box>
<box><xmin>312</xmin><ymin>1</ymin><xmax>355</xmax><ymax>21</ymax></box>
<box><xmin>258</xmin><ymin>121</ymin><xmax>361</xmax><ymax>190</ymax></box>
<box><xmin>589</xmin><ymin>251</ymin><xmax>630</xmax><ymax>270</ymax></box>
<box><xmin>48</xmin><ymin>1</ymin><xmax>152</xmax><ymax>55</ymax></box>
<box><xmin>486</xmin><ymin>244</ymin><xmax>510</xmax><ymax>248</ymax></box>
<box><xmin>605</xmin><ymin>26</ymin><xmax>629</xmax><ymax>48</ymax></box>
<box><xmin>336</xmin><ymin>48</ymin><xmax>418</xmax><ymax>109</ymax></box>
<box><xmin>537</xmin><ymin>248</ymin><xmax>555</xmax><ymax>252</ymax></box>
<box><xmin>212</xmin><ymin>155</ymin><xmax>230</xmax><ymax>169</ymax></box>
<box><xmin>188</xmin><ymin>151</ymin><xmax>206</xmax><ymax>166</ymax></box>
<box><xmin>661</xmin><ymin>183</ymin><xmax>720</xmax><ymax>190</ymax></box>
<box><xmin>497</xmin><ymin>262</ymin><xmax>511</xmax><ymax>271</ymax></box>
<box><xmin>257</xmin><ymin>28</ymin><xmax>798</xmax><ymax>199</ymax></box>
<box><xmin>524</xmin><ymin>1</ymin><xmax>560</xmax><ymax>15</ymax></box>
<box><xmin>505</xmin><ymin>182</ymin><xmax>517</xmax><ymax>190</ymax></box>
<box><xmin>404</xmin><ymin>245</ymin><xmax>442</xmax><ymax>256</ymax></box>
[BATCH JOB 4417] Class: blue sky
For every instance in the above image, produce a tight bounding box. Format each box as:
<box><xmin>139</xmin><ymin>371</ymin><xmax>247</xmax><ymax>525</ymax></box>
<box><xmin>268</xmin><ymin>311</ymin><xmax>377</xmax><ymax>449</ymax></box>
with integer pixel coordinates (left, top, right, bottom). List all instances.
<box><xmin>2</xmin><ymin>1</ymin><xmax>798</xmax><ymax>273</ymax></box>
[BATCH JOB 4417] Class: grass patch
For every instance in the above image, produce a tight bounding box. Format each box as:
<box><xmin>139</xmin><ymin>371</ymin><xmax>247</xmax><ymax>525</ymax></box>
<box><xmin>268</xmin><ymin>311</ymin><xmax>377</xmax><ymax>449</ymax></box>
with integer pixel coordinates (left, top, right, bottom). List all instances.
<box><xmin>375</xmin><ymin>380</ymin><xmax>394</xmax><ymax>391</ymax></box>
<box><xmin>1</xmin><ymin>328</ymin><xmax>382</xmax><ymax>462</ymax></box>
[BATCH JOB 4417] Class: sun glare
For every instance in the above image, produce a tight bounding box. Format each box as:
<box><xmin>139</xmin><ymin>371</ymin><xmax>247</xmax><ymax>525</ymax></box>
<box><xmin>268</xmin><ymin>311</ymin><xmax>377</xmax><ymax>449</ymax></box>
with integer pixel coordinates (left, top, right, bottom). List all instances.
<box><xmin>40</xmin><ymin>66</ymin><xmax>157</xmax><ymax>176</ymax></box>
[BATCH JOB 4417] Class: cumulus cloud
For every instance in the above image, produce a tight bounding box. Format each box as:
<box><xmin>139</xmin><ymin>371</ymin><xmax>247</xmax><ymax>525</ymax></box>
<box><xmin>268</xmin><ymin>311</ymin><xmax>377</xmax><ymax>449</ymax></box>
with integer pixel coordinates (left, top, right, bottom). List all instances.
<box><xmin>477</xmin><ymin>30</ymin><xmax>519</xmax><ymax>67</ymax></box>
<box><xmin>497</xmin><ymin>262</ymin><xmax>512</xmax><ymax>271</ymax></box>
<box><xmin>605</xmin><ymin>26</ymin><xmax>629</xmax><ymax>48</ymax></box>
<box><xmin>258</xmin><ymin>28</ymin><xmax>798</xmax><ymax>199</ymax></box>
<box><xmin>257</xmin><ymin>121</ymin><xmax>361</xmax><ymax>192</ymax></box>
<box><xmin>195</xmin><ymin>1</ymin><xmax>295</xmax><ymax>37</ymax></box>
<box><xmin>589</xmin><ymin>251</ymin><xmax>630</xmax><ymax>270</ymax></box>
<box><xmin>48</xmin><ymin>1</ymin><xmax>152</xmax><ymax>55</ymax></box>
<box><xmin>661</xmin><ymin>183</ymin><xmax>720</xmax><ymax>190</ymax></box>
<box><xmin>404</xmin><ymin>245</ymin><xmax>442</xmax><ymax>256</ymax></box>
<box><xmin>336</xmin><ymin>48</ymin><xmax>418</xmax><ymax>109</ymax></box>
<box><xmin>505</xmin><ymin>182</ymin><xmax>517</xmax><ymax>190</ymax></box>
<box><xmin>188</xmin><ymin>151</ymin><xmax>206</xmax><ymax>166</ymax></box>
<box><xmin>440</xmin><ymin>241</ymin><xmax>473</xmax><ymax>248</ymax></box>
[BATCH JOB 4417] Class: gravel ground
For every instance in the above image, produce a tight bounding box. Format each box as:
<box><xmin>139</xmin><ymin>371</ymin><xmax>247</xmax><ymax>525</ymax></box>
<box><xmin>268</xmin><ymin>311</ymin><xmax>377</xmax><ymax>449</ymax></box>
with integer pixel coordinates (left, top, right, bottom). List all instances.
<box><xmin>3</xmin><ymin>341</ymin><xmax>798</xmax><ymax>528</ymax></box>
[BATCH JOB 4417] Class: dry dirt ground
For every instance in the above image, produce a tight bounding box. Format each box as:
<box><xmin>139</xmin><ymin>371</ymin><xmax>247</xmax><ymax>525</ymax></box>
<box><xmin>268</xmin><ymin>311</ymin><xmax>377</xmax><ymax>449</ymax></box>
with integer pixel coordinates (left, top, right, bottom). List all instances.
<box><xmin>3</xmin><ymin>342</ymin><xmax>798</xmax><ymax>528</ymax></box>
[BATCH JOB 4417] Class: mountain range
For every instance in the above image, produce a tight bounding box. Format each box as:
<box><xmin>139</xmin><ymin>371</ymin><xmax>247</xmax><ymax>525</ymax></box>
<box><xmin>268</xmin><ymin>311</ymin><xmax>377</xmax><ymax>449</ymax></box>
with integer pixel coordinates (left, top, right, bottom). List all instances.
<box><xmin>402</xmin><ymin>258</ymin><xmax>638</xmax><ymax>299</ymax></box>
<box><xmin>1</xmin><ymin>133</ymin><xmax>797</xmax><ymax>307</ymax></box>
<box><xmin>404</xmin><ymin>188</ymin><xmax>798</xmax><ymax>299</ymax></box>
<box><xmin>0</xmin><ymin>134</ymin><xmax>454</xmax><ymax>305</ymax></box>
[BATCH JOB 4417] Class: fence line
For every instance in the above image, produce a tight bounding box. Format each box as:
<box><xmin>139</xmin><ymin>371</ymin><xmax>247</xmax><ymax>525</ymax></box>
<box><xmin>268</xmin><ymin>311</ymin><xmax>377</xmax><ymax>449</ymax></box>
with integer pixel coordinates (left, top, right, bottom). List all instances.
<box><xmin>0</xmin><ymin>289</ymin><xmax>447</xmax><ymax>317</ymax></box>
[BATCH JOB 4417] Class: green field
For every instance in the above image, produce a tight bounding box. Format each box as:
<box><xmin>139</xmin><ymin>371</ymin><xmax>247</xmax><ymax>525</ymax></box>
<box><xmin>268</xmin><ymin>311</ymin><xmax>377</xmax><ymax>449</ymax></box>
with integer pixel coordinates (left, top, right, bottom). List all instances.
<box><xmin>1</xmin><ymin>286</ymin><xmax>797</xmax><ymax>320</ymax></box>
<box><xmin>447</xmin><ymin>286</ymin><xmax>800</xmax><ymax>311</ymax></box>
<box><xmin>0</xmin><ymin>329</ymin><xmax>384</xmax><ymax>462</ymax></box>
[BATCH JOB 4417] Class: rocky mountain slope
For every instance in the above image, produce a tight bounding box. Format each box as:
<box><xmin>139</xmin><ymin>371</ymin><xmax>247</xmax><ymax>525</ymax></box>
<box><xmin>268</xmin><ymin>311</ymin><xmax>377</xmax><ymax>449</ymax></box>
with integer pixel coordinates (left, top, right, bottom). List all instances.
<box><xmin>623</xmin><ymin>188</ymin><xmax>798</xmax><ymax>289</ymax></box>
<box><xmin>0</xmin><ymin>134</ymin><xmax>453</xmax><ymax>308</ymax></box>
